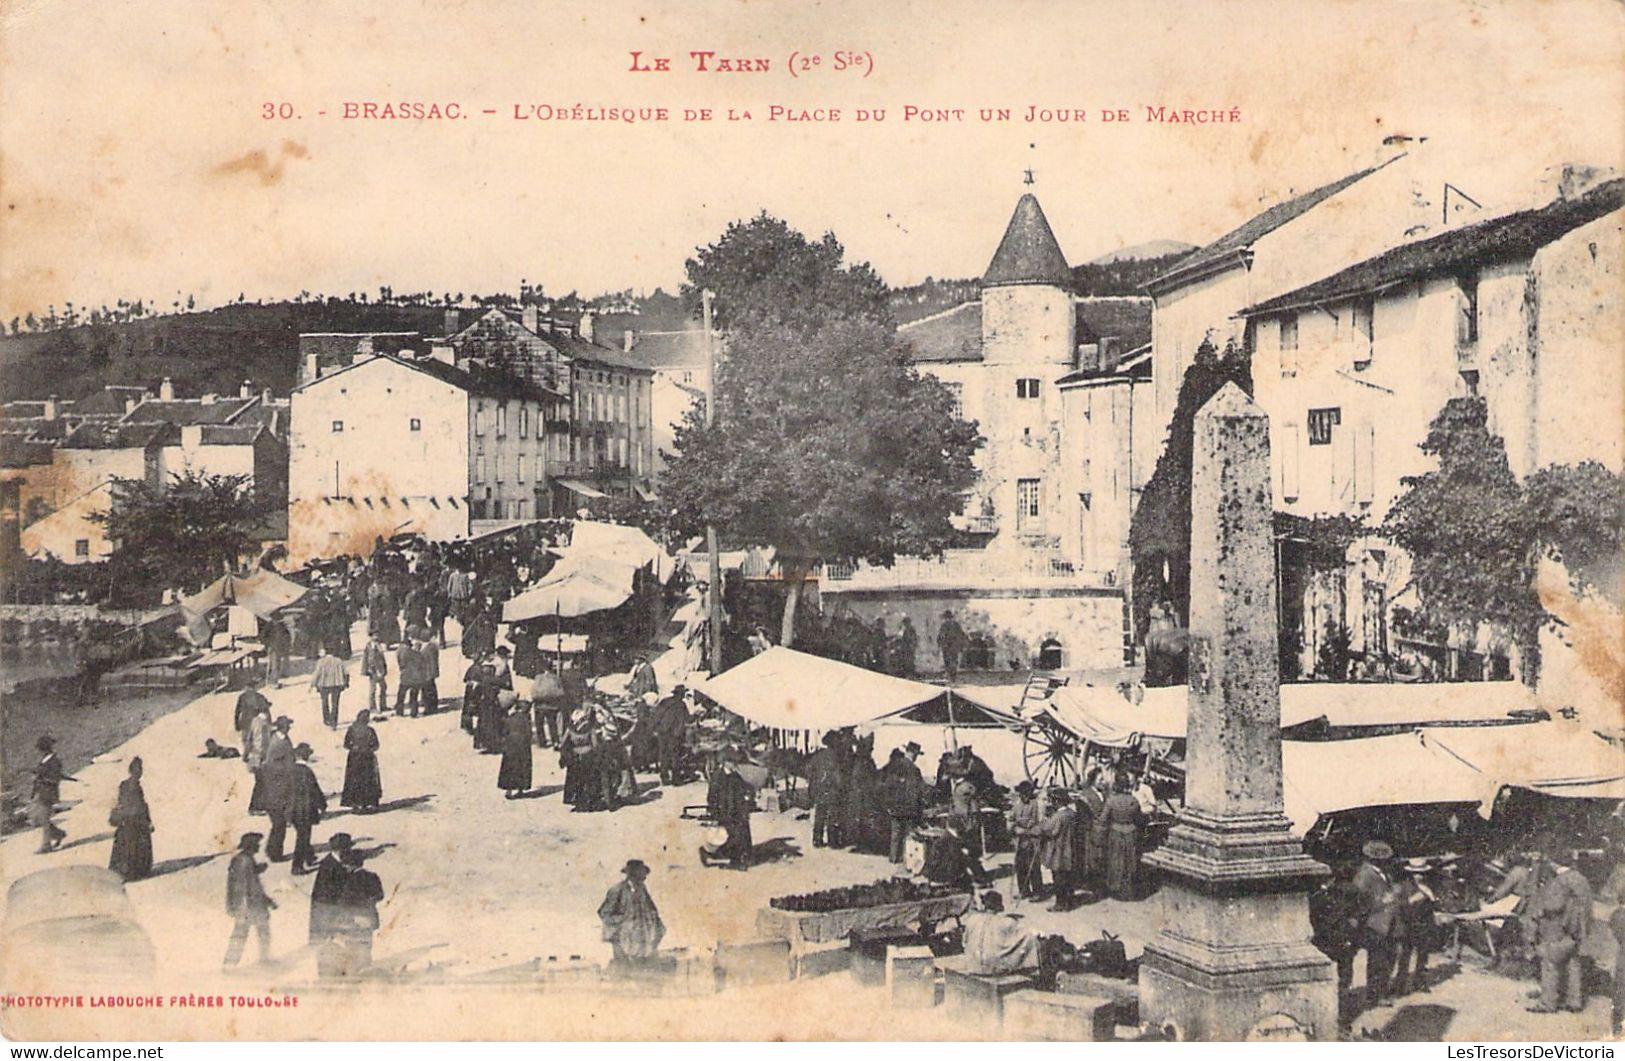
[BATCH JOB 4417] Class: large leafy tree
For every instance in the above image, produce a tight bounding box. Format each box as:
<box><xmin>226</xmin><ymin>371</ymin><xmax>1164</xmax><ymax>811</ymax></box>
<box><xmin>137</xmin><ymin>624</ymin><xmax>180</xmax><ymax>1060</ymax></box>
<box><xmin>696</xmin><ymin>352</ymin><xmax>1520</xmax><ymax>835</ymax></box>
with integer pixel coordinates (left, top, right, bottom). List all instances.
<box><xmin>90</xmin><ymin>471</ymin><xmax>267</xmax><ymax>595</ymax></box>
<box><xmin>1384</xmin><ymin>398</ymin><xmax>1625</xmax><ymax>679</ymax></box>
<box><xmin>664</xmin><ymin>214</ymin><xmax>982</xmax><ymax>645</ymax></box>
<box><xmin>1128</xmin><ymin>338</ymin><xmax>1253</xmax><ymax>639</ymax></box>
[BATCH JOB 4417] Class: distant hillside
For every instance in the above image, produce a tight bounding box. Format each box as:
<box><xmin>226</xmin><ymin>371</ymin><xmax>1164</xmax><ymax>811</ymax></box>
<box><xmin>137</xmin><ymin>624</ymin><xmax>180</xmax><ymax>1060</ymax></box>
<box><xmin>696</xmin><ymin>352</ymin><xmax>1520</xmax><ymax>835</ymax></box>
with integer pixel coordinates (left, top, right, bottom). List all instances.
<box><xmin>1070</xmin><ymin>247</ymin><xmax>1194</xmax><ymax>296</ymax></box>
<box><xmin>888</xmin><ymin>243</ymin><xmax>1193</xmax><ymax>324</ymax></box>
<box><xmin>1084</xmin><ymin>240</ymin><xmax>1196</xmax><ymax>265</ymax></box>
<box><xmin>0</xmin><ymin>301</ymin><xmax>452</xmax><ymax>401</ymax></box>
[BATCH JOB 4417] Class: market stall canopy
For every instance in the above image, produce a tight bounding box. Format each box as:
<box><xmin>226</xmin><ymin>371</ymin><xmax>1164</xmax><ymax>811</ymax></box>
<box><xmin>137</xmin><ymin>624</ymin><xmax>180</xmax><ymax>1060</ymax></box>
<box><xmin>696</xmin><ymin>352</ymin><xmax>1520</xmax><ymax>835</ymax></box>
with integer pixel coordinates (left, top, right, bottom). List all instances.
<box><xmin>180</xmin><ymin>569</ymin><xmax>306</xmax><ymax>621</ymax></box>
<box><xmin>1040</xmin><ymin>684</ymin><xmax>1325</xmax><ymax>748</ymax></box>
<box><xmin>502</xmin><ymin>570</ymin><xmax>630</xmax><ymax>622</ymax></box>
<box><xmin>1286</xmin><ymin>681</ymin><xmax>1538</xmax><ymax>729</ymax></box>
<box><xmin>1420</xmin><ymin>723</ymin><xmax>1625</xmax><ymax>800</ymax></box>
<box><xmin>695</xmin><ymin>647</ymin><xmax>967</xmax><ymax>732</ymax></box>
<box><xmin>1032</xmin><ymin>680</ymin><xmax>1536</xmax><ymax>748</ymax></box>
<box><xmin>1282</xmin><ymin>733</ymin><xmax>1493</xmax><ymax>835</ymax></box>
<box><xmin>568</xmin><ymin>520</ymin><xmax>674</xmax><ymax>581</ymax></box>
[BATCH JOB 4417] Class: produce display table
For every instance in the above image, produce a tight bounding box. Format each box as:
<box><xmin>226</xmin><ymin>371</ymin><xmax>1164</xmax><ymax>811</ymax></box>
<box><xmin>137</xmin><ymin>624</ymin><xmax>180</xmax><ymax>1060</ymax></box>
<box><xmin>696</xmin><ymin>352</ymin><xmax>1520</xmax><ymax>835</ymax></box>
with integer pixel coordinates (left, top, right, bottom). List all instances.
<box><xmin>756</xmin><ymin>892</ymin><xmax>973</xmax><ymax>946</ymax></box>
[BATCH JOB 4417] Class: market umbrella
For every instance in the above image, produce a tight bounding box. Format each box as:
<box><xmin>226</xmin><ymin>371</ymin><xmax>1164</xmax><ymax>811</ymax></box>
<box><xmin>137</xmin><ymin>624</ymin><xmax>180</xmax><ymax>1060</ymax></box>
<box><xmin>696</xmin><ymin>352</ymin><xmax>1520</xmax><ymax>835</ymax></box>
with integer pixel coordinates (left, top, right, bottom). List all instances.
<box><xmin>502</xmin><ymin>570</ymin><xmax>630</xmax><ymax>622</ymax></box>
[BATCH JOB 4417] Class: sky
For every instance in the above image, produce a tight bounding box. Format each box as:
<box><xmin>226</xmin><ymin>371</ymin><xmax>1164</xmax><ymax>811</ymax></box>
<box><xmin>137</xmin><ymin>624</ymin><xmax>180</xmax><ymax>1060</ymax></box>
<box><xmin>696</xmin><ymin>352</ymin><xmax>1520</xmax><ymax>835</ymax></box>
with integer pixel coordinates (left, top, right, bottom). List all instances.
<box><xmin>0</xmin><ymin>0</ymin><xmax>1621</xmax><ymax>322</ymax></box>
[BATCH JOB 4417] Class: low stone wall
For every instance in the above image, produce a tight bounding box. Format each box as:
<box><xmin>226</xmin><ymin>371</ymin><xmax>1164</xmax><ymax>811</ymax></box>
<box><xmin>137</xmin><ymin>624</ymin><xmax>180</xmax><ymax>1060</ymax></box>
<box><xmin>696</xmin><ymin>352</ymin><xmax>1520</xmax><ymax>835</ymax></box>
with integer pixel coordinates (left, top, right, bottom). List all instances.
<box><xmin>826</xmin><ymin>587</ymin><xmax>1127</xmax><ymax>673</ymax></box>
<box><xmin>0</xmin><ymin>604</ymin><xmax>177</xmax><ymax>644</ymax></box>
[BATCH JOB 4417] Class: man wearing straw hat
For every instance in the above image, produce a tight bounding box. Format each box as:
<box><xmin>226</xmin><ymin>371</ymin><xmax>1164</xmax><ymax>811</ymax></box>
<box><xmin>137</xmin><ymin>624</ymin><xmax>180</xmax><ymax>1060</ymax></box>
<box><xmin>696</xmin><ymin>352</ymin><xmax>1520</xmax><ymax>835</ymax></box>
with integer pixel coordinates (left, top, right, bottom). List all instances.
<box><xmin>1353</xmin><ymin>839</ymin><xmax>1401</xmax><ymax>1006</ymax></box>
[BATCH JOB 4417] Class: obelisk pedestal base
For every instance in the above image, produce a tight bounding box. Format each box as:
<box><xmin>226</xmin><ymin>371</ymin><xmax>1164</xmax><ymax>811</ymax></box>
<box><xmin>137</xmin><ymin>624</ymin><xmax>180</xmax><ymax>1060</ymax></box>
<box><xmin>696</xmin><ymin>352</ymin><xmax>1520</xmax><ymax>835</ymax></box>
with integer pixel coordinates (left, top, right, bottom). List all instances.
<box><xmin>1137</xmin><ymin>810</ymin><xmax>1338</xmax><ymax>1042</ymax></box>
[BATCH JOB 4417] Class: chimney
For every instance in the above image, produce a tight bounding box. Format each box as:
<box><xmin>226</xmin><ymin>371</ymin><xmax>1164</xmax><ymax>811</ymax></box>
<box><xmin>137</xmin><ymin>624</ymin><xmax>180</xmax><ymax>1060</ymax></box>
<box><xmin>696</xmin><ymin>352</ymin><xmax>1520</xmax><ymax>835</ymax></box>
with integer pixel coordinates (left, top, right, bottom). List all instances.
<box><xmin>262</xmin><ymin>387</ymin><xmax>273</xmax><ymax>406</ymax></box>
<box><xmin>200</xmin><ymin>393</ymin><xmax>217</xmax><ymax>405</ymax></box>
<box><xmin>579</xmin><ymin>311</ymin><xmax>595</xmax><ymax>342</ymax></box>
<box><xmin>304</xmin><ymin>352</ymin><xmax>321</xmax><ymax>383</ymax></box>
<box><xmin>43</xmin><ymin>395</ymin><xmax>58</xmax><ymax>421</ymax></box>
<box><xmin>181</xmin><ymin>424</ymin><xmax>203</xmax><ymax>449</ymax></box>
<box><xmin>623</xmin><ymin>329</ymin><xmax>636</xmax><ymax>353</ymax></box>
<box><xmin>124</xmin><ymin>397</ymin><xmax>138</xmax><ymax>415</ymax></box>
<box><xmin>522</xmin><ymin>305</ymin><xmax>540</xmax><ymax>334</ymax></box>
<box><xmin>239</xmin><ymin>379</ymin><xmax>253</xmax><ymax>399</ymax></box>
<box><xmin>159</xmin><ymin>377</ymin><xmax>175</xmax><ymax>401</ymax></box>
<box><xmin>1100</xmin><ymin>336</ymin><xmax>1122</xmax><ymax>373</ymax></box>
<box><xmin>1076</xmin><ymin>343</ymin><xmax>1100</xmax><ymax>373</ymax></box>
<box><xmin>430</xmin><ymin>344</ymin><xmax>456</xmax><ymax>365</ymax></box>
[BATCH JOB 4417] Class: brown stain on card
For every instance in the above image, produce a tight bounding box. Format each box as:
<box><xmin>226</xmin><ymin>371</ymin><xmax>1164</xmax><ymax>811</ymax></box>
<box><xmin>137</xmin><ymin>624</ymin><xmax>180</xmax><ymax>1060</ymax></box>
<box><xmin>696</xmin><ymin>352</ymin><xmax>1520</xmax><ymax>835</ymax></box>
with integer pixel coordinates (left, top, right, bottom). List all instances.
<box><xmin>212</xmin><ymin>141</ymin><xmax>310</xmax><ymax>186</ymax></box>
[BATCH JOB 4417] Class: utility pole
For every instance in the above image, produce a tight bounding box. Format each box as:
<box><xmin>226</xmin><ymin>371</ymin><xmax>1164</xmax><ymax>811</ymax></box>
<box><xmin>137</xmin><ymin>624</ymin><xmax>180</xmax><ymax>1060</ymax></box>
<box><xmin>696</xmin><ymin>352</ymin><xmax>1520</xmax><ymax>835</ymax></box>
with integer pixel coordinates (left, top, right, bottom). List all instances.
<box><xmin>703</xmin><ymin>289</ymin><xmax>723</xmax><ymax>676</ymax></box>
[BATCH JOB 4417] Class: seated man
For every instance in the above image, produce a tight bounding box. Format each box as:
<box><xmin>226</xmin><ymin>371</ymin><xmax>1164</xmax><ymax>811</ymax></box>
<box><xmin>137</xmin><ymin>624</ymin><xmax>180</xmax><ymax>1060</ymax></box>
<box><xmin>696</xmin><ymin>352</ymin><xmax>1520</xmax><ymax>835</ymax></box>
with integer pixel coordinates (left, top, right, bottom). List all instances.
<box><xmin>961</xmin><ymin>891</ymin><xmax>1040</xmax><ymax>975</ymax></box>
<box><xmin>922</xmin><ymin>818</ymin><xmax>991</xmax><ymax>891</ymax></box>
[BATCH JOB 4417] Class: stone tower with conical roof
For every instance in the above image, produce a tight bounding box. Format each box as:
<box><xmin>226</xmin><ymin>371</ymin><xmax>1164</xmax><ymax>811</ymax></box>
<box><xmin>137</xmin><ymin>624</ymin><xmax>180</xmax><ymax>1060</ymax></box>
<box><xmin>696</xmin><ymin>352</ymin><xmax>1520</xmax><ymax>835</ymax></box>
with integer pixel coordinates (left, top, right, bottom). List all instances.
<box><xmin>979</xmin><ymin>192</ymin><xmax>1075</xmax><ymax>548</ymax></box>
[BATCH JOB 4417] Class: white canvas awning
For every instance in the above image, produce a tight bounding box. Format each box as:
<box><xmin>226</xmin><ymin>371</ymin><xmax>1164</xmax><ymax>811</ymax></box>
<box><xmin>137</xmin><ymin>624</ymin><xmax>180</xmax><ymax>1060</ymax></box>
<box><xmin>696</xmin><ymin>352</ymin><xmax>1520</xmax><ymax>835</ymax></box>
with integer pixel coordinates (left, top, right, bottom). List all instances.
<box><xmin>1421</xmin><ymin>724</ymin><xmax>1625</xmax><ymax>800</ymax></box>
<box><xmin>1282</xmin><ymin>732</ymin><xmax>1495</xmax><ymax>835</ymax></box>
<box><xmin>502</xmin><ymin>571</ymin><xmax>630</xmax><ymax>622</ymax></box>
<box><xmin>694</xmin><ymin>647</ymin><xmax>954</xmax><ymax>732</ymax></box>
<box><xmin>181</xmin><ymin>570</ymin><xmax>306</xmax><ymax>621</ymax></box>
<box><xmin>568</xmin><ymin>520</ymin><xmax>673</xmax><ymax>581</ymax></box>
<box><xmin>556</xmin><ymin>479</ymin><xmax>607</xmax><ymax>499</ymax></box>
<box><xmin>1033</xmin><ymin>680</ymin><xmax>1535</xmax><ymax>748</ymax></box>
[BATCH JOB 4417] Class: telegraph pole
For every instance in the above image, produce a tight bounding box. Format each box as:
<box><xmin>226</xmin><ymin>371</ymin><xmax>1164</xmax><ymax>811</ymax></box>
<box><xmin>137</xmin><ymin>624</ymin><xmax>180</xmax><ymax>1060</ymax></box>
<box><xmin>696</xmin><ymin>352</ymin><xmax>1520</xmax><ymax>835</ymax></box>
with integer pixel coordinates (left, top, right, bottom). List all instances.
<box><xmin>703</xmin><ymin>289</ymin><xmax>723</xmax><ymax>675</ymax></box>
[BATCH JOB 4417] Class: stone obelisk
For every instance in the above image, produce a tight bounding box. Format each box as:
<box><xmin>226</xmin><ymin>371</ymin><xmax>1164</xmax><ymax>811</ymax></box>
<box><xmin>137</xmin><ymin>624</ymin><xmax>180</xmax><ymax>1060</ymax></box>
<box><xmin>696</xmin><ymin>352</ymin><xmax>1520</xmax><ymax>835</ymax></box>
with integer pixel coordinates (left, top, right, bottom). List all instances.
<box><xmin>1138</xmin><ymin>383</ymin><xmax>1337</xmax><ymax>1042</ymax></box>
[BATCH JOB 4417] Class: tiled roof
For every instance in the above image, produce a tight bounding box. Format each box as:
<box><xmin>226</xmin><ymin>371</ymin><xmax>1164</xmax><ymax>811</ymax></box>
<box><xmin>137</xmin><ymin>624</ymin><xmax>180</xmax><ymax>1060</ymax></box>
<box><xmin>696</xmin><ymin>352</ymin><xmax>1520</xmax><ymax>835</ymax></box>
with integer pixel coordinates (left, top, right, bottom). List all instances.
<box><xmin>0</xmin><ymin>417</ymin><xmax>74</xmax><ymax>441</ymax></box>
<box><xmin>123</xmin><ymin>397</ymin><xmax>256</xmax><ymax>426</ymax></box>
<box><xmin>1242</xmin><ymin>179</ymin><xmax>1624</xmax><ymax>317</ymax></box>
<box><xmin>61</xmin><ymin>421</ymin><xmax>175</xmax><ymax>450</ymax></box>
<box><xmin>983</xmin><ymin>193</ymin><xmax>1073</xmax><ymax>288</ymax></box>
<box><xmin>1148</xmin><ymin>156</ymin><xmax>1401</xmax><ymax>293</ymax></box>
<box><xmin>550</xmin><ymin>330</ymin><xmax>654</xmax><ymax>374</ymax></box>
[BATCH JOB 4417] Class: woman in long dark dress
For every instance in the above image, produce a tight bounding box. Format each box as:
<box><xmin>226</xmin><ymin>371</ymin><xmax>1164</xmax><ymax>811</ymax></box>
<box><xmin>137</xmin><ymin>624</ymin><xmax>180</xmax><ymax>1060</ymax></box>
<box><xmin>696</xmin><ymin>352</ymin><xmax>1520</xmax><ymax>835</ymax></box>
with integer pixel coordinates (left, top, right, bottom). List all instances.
<box><xmin>498</xmin><ymin>700</ymin><xmax>533</xmax><ymax>798</ymax></box>
<box><xmin>341</xmin><ymin>710</ymin><xmax>382</xmax><ymax>812</ymax></box>
<box><xmin>108</xmin><ymin>757</ymin><xmax>153</xmax><ymax>881</ymax></box>
<box><xmin>474</xmin><ymin>681</ymin><xmax>506</xmax><ymax>754</ymax></box>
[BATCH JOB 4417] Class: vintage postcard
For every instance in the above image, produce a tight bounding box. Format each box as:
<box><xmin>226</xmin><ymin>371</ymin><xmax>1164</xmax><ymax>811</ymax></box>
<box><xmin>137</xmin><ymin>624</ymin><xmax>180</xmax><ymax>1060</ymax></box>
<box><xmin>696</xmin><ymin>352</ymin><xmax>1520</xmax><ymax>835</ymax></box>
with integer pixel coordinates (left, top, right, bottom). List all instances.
<box><xmin>1</xmin><ymin>0</ymin><xmax>1621</xmax><ymax>1044</ymax></box>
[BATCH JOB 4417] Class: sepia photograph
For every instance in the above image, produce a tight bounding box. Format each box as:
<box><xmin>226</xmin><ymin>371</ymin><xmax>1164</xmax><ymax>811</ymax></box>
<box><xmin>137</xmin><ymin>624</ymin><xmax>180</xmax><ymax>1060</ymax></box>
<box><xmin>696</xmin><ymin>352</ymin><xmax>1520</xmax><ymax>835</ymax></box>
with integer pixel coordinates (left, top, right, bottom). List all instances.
<box><xmin>0</xmin><ymin>0</ymin><xmax>1621</xmax><ymax>1045</ymax></box>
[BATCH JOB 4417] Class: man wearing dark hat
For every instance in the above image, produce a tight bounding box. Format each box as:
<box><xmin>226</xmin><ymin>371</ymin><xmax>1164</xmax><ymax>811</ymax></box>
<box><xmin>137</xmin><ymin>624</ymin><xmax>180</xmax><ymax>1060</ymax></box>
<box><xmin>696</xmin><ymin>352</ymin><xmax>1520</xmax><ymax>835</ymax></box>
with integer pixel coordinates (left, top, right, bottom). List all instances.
<box><xmin>234</xmin><ymin>678</ymin><xmax>271</xmax><ymax>749</ymax></box>
<box><xmin>1352</xmin><ymin>839</ymin><xmax>1401</xmax><ymax>1006</ymax></box>
<box><xmin>1527</xmin><ymin>841</ymin><xmax>1593</xmax><ymax>1013</ymax></box>
<box><xmin>285</xmin><ymin>743</ymin><xmax>328</xmax><ymax>874</ymax></box>
<box><xmin>29</xmin><ymin>735</ymin><xmax>75</xmax><ymax>853</ymax></box>
<box><xmin>309</xmin><ymin>832</ymin><xmax>354</xmax><ymax>977</ymax></box>
<box><xmin>1008</xmin><ymin>781</ymin><xmax>1044</xmax><ymax>899</ymax></box>
<box><xmin>806</xmin><ymin>730</ymin><xmax>850</xmax><ymax>848</ymax></box>
<box><xmin>599</xmin><ymin>859</ymin><xmax>665</xmax><ymax>965</ymax></box>
<box><xmin>881</xmin><ymin>742</ymin><xmax>928</xmax><ymax>864</ymax></box>
<box><xmin>706</xmin><ymin>754</ymin><xmax>755</xmax><ymax>868</ymax></box>
<box><xmin>339</xmin><ymin>847</ymin><xmax>385</xmax><ymax>974</ymax></box>
<box><xmin>651</xmin><ymin>686</ymin><xmax>691</xmax><ymax>786</ymax></box>
<box><xmin>1393</xmin><ymin>857</ymin><xmax>1439</xmax><ymax>996</ymax></box>
<box><xmin>223</xmin><ymin>832</ymin><xmax>276</xmax><ymax>968</ymax></box>
<box><xmin>627</xmin><ymin>654</ymin><xmax>658</xmax><ymax>699</ymax></box>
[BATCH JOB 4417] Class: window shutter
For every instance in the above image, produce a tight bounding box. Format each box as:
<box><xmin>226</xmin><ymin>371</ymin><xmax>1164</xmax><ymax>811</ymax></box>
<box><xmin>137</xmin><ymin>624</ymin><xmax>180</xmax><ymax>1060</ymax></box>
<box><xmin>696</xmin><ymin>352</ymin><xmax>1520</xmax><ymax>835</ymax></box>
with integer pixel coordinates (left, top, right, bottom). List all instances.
<box><xmin>1355</xmin><ymin>420</ymin><xmax>1375</xmax><ymax>504</ymax></box>
<box><xmin>1282</xmin><ymin>423</ymin><xmax>1301</xmax><ymax>500</ymax></box>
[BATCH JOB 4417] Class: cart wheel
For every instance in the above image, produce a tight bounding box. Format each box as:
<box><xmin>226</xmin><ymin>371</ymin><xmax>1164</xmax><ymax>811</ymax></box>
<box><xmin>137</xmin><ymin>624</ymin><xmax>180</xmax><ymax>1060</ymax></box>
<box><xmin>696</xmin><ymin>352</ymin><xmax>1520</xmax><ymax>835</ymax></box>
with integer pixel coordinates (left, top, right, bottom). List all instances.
<box><xmin>1022</xmin><ymin>717</ymin><xmax>1082</xmax><ymax>789</ymax></box>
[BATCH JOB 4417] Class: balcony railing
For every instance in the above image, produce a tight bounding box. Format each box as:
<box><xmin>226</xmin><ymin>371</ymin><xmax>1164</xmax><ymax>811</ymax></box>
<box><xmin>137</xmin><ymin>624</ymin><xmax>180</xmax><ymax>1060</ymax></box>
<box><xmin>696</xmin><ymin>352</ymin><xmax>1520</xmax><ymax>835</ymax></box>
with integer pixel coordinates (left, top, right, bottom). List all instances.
<box><xmin>951</xmin><ymin>514</ymin><xmax>999</xmax><ymax>535</ymax></box>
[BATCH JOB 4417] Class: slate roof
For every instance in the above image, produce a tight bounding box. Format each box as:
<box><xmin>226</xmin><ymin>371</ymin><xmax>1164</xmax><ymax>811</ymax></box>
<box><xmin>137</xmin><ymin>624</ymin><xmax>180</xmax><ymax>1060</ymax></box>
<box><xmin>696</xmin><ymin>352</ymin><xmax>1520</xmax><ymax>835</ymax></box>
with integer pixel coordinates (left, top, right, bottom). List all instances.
<box><xmin>71</xmin><ymin>386</ymin><xmax>150</xmax><ymax>418</ymax></box>
<box><xmin>1241</xmin><ymin>178</ymin><xmax>1624</xmax><ymax>318</ymax></box>
<box><xmin>122</xmin><ymin>397</ymin><xmax>256</xmax><ymax>426</ymax></box>
<box><xmin>1148</xmin><ymin>156</ymin><xmax>1401</xmax><ymax>293</ymax></box>
<box><xmin>301</xmin><ymin>353</ymin><xmax>568</xmax><ymax>404</ymax></box>
<box><xmin>983</xmin><ymin>193</ymin><xmax>1073</xmax><ymax>288</ymax></box>
<box><xmin>1055</xmin><ymin>342</ymin><xmax>1153</xmax><ymax>386</ymax></box>
<box><xmin>899</xmin><ymin>302</ymin><xmax>983</xmax><ymax>363</ymax></box>
<box><xmin>61</xmin><ymin>421</ymin><xmax>175</xmax><ymax>450</ymax></box>
<box><xmin>626</xmin><ymin>329</ymin><xmax>712</xmax><ymax>369</ymax></box>
<box><xmin>899</xmin><ymin>297</ymin><xmax>1153</xmax><ymax>365</ymax></box>
<box><xmin>197</xmin><ymin>424</ymin><xmax>270</xmax><ymax>446</ymax></box>
<box><xmin>0</xmin><ymin>436</ymin><xmax>56</xmax><ymax>468</ymax></box>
